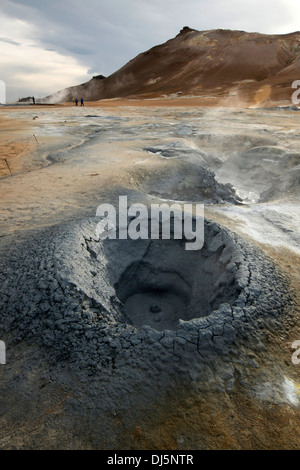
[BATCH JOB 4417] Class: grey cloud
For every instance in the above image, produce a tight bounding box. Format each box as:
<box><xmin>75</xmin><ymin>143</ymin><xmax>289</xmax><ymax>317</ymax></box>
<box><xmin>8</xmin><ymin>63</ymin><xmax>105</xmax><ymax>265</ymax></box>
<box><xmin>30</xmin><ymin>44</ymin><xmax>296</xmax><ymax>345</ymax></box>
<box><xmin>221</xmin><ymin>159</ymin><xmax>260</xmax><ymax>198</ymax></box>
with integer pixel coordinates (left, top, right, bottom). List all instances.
<box><xmin>87</xmin><ymin>67</ymin><xmax>101</xmax><ymax>74</ymax></box>
<box><xmin>67</xmin><ymin>46</ymin><xmax>92</xmax><ymax>55</ymax></box>
<box><xmin>0</xmin><ymin>36</ymin><xmax>21</xmax><ymax>46</ymax></box>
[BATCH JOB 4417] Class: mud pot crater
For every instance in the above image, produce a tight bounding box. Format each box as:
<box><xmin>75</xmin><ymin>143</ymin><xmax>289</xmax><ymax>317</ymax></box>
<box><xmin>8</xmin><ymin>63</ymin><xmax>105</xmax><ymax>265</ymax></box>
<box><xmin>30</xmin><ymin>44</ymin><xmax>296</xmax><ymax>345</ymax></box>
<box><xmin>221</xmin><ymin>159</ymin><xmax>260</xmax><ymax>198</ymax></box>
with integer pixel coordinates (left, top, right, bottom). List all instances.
<box><xmin>0</xmin><ymin>215</ymin><xmax>291</xmax><ymax>388</ymax></box>
<box><xmin>114</xmin><ymin>227</ymin><xmax>239</xmax><ymax>331</ymax></box>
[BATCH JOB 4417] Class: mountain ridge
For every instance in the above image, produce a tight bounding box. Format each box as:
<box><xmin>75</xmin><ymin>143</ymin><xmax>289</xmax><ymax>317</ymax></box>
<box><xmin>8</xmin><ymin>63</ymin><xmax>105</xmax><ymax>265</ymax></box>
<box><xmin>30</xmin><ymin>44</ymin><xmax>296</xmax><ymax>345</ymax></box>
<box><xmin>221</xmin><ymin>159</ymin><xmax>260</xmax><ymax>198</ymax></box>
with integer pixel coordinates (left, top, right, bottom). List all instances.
<box><xmin>43</xmin><ymin>27</ymin><xmax>300</xmax><ymax>106</ymax></box>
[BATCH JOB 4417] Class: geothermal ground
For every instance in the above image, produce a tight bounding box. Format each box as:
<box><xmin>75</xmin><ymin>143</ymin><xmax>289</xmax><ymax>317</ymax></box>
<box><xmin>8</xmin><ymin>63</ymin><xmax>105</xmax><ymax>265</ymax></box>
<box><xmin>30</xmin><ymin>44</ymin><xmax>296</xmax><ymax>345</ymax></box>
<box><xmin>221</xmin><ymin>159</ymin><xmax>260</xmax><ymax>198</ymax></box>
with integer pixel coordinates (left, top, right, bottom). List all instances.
<box><xmin>0</xmin><ymin>102</ymin><xmax>299</xmax><ymax>449</ymax></box>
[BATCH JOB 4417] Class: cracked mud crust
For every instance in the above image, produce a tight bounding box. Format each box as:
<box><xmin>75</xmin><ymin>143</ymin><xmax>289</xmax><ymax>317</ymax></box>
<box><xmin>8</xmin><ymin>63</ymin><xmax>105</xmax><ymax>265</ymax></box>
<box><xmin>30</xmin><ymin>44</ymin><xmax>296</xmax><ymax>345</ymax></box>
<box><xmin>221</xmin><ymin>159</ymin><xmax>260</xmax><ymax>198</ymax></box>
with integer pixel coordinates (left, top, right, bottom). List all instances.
<box><xmin>0</xmin><ymin>215</ymin><xmax>296</xmax><ymax>449</ymax></box>
<box><xmin>0</xmin><ymin>105</ymin><xmax>299</xmax><ymax>450</ymax></box>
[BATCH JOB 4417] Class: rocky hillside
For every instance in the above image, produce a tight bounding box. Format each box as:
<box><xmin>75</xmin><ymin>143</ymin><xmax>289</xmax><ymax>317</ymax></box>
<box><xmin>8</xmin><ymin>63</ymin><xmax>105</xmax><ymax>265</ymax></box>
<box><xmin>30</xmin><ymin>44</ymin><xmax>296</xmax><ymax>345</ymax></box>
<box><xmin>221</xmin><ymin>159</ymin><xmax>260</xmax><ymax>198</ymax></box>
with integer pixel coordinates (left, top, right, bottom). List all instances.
<box><xmin>44</xmin><ymin>27</ymin><xmax>300</xmax><ymax>105</ymax></box>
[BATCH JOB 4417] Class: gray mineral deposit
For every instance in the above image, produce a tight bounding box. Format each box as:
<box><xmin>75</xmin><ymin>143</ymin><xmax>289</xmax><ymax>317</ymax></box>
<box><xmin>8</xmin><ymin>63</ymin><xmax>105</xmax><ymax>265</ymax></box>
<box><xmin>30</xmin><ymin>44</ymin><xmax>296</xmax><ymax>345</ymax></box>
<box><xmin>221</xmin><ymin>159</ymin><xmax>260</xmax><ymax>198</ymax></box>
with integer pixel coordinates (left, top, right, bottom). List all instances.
<box><xmin>0</xmin><ymin>105</ymin><xmax>299</xmax><ymax>449</ymax></box>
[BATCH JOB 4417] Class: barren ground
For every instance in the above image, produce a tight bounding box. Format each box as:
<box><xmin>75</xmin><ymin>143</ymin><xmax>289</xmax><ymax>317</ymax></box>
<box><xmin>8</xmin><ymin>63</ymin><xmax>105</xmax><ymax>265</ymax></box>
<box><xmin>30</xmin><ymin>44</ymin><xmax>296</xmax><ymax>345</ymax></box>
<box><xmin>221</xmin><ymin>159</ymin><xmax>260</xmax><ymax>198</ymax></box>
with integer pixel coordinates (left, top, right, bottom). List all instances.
<box><xmin>0</xmin><ymin>100</ymin><xmax>299</xmax><ymax>449</ymax></box>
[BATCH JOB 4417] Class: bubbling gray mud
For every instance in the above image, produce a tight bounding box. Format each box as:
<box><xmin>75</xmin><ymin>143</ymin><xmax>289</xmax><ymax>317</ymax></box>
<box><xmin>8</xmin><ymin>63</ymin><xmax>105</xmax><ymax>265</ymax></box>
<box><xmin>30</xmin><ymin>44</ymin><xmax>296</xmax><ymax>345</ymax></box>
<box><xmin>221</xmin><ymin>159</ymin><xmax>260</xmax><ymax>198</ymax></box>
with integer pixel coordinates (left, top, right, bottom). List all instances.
<box><xmin>114</xmin><ymin>229</ymin><xmax>238</xmax><ymax>331</ymax></box>
<box><xmin>0</xmin><ymin>215</ymin><xmax>291</xmax><ymax>393</ymax></box>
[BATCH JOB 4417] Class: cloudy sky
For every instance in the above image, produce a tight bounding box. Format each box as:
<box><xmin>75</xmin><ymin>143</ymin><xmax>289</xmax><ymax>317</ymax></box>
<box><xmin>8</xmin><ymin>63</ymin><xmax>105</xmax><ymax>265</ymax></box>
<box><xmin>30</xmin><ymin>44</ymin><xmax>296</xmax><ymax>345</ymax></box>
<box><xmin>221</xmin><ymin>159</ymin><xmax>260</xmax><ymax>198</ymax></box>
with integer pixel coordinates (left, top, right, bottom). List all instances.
<box><xmin>0</xmin><ymin>0</ymin><xmax>299</xmax><ymax>102</ymax></box>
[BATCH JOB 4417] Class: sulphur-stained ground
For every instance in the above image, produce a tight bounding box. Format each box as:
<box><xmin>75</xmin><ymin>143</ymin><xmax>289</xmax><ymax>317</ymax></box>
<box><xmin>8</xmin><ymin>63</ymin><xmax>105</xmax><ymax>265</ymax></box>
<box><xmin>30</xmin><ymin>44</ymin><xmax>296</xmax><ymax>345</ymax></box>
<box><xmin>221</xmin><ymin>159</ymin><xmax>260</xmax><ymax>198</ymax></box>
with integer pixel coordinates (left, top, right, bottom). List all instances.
<box><xmin>0</xmin><ymin>101</ymin><xmax>299</xmax><ymax>449</ymax></box>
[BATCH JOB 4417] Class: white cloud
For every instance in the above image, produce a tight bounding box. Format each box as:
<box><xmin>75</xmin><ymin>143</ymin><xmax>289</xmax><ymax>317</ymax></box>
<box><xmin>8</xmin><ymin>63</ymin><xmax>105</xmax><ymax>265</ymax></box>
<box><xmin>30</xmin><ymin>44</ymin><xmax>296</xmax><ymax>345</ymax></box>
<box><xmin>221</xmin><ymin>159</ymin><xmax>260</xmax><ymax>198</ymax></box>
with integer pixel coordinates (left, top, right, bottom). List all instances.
<box><xmin>0</xmin><ymin>12</ymin><xmax>89</xmax><ymax>101</ymax></box>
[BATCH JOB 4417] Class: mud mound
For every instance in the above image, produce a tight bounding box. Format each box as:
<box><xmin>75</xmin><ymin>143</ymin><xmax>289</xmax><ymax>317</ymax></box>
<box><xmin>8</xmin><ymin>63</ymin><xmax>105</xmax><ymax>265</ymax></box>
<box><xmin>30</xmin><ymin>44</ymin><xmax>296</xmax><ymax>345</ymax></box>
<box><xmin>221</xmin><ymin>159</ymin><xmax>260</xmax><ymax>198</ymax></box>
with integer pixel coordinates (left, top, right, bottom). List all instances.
<box><xmin>0</xmin><ymin>216</ymin><xmax>290</xmax><ymax>382</ymax></box>
<box><xmin>0</xmin><ymin>214</ymin><xmax>294</xmax><ymax>449</ymax></box>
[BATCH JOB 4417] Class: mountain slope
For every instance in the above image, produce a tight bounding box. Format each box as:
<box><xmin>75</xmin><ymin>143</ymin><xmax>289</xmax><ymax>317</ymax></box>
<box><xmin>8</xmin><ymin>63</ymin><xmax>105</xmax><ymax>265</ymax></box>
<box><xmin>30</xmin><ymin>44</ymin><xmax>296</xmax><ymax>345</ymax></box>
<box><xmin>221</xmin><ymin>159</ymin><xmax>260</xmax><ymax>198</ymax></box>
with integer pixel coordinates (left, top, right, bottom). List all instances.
<box><xmin>44</xmin><ymin>27</ymin><xmax>300</xmax><ymax>106</ymax></box>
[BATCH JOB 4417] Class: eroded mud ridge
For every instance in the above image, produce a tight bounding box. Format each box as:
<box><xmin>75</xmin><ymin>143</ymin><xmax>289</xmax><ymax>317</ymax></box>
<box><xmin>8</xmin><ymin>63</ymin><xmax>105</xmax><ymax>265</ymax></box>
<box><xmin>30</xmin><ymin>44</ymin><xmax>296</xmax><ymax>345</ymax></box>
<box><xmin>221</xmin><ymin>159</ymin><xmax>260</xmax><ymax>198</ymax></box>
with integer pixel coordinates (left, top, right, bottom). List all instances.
<box><xmin>136</xmin><ymin>161</ymin><xmax>242</xmax><ymax>204</ymax></box>
<box><xmin>0</xmin><ymin>216</ymin><xmax>291</xmax><ymax>392</ymax></box>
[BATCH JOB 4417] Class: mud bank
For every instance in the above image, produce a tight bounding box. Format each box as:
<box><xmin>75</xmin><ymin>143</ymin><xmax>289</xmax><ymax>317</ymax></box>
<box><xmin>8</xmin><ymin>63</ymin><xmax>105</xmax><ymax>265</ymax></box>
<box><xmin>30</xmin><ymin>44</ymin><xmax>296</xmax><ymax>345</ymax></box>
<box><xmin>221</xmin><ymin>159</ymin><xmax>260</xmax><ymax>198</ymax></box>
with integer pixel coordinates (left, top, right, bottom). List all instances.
<box><xmin>0</xmin><ymin>105</ymin><xmax>299</xmax><ymax>449</ymax></box>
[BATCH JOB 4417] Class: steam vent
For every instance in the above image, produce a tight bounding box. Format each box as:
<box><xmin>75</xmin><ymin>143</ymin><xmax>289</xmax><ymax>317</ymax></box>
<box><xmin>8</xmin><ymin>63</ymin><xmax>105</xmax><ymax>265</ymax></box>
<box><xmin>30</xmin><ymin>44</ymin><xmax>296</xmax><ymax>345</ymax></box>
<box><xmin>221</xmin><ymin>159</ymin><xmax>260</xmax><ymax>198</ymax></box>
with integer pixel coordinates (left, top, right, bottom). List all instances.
<box><xmin>1</xmin><ymin>216</ymin><xmax>289</xmax><ymax>381</ymax></box>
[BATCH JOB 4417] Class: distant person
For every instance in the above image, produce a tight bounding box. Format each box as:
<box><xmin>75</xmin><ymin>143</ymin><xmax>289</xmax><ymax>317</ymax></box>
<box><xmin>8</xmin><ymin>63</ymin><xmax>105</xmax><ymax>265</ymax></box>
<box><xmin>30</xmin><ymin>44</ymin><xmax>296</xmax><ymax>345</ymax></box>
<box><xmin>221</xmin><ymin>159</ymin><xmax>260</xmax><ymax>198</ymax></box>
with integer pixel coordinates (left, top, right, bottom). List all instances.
<box><xmin>75</xmin><ymin>98</ymin><xmax>78</xmax><ymax>106</ymax></box>
<box><xmin>32</xmin><ymin>96</ymin><xmax>35</xmax><ymax>105</ymax></box>
<box><xmin>80</xmin><ymin>98</ymin><xmax>84</xmax><ymax>106</ymax></box>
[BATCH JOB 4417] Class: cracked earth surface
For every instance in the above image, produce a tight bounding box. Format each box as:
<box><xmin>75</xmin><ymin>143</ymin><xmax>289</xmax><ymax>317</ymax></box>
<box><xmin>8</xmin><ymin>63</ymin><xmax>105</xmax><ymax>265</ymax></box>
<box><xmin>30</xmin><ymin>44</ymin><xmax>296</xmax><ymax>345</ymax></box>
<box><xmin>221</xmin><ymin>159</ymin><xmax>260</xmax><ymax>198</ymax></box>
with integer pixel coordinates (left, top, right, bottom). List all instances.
<box><xmin>0</xmin><ymin>104</ymin><xmax>299</xmax><ymax>449</ymax></box>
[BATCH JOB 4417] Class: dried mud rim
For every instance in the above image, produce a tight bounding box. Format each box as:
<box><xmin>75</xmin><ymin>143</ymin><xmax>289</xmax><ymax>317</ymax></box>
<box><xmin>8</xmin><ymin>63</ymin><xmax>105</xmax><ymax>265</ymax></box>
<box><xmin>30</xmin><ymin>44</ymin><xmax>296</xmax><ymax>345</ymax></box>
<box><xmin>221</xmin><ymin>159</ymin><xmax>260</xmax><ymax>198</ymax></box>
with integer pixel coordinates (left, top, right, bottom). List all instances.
<box><xmin>0</xmin><ymin>216</ymin><xmax>290</xmax><ymax>376</ymax></box>
<box><xmin>55</xmin><ymin>216</ymin><xmax>287</xmax><ymax>336</ymax></box>
<box><xmin>61</xmin><ymin>218</ymin><xmax>242</xmax><ymax>328</ymax></box>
